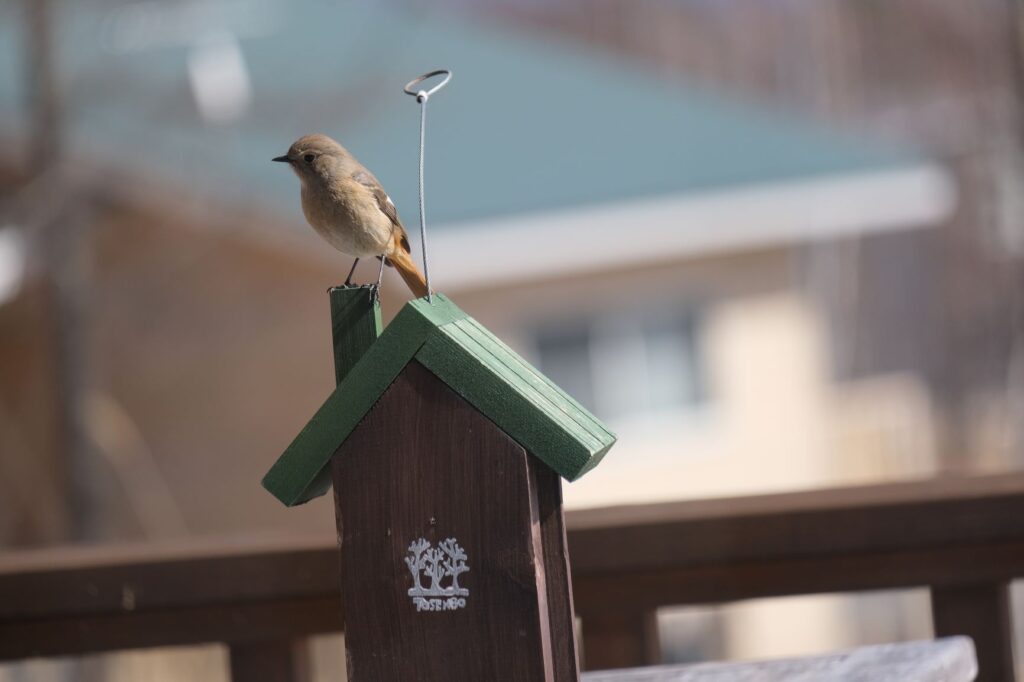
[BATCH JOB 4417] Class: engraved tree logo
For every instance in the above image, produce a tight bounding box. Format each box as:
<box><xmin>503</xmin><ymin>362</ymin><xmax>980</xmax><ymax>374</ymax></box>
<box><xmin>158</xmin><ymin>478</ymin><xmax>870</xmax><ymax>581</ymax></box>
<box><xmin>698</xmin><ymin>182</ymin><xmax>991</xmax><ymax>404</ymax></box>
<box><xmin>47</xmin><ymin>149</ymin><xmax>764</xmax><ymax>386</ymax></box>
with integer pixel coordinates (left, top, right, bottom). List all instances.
<box><xmin>405</xmin><ymin>538</ymin><xmax>431</xmax><ymax>597</ymax></box>
<box><xmin>426</xmin><ymin>546</ymin><xmax>447</xmax><ymax>593</ymax></box>
<box><xmin>439</xmin><ymin>538</ymin><xmax>469</xmax><ymax>596</ymax></box>
<box><xmin>404</xmin><ymin>537</ymin><xmax>470</xmax><ymax>600</ymax></box>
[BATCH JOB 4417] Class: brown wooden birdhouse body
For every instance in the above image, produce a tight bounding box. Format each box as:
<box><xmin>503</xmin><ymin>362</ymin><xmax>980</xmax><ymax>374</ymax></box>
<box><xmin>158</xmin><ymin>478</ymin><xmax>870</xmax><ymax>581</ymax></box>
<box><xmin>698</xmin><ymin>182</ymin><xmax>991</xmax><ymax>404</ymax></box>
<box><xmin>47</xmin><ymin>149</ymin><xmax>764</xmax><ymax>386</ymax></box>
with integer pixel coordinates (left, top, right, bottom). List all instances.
<box><xmin>263</xmin><ymin>289</ymin><xmax>615</xmax><ymax>681</ymax></box>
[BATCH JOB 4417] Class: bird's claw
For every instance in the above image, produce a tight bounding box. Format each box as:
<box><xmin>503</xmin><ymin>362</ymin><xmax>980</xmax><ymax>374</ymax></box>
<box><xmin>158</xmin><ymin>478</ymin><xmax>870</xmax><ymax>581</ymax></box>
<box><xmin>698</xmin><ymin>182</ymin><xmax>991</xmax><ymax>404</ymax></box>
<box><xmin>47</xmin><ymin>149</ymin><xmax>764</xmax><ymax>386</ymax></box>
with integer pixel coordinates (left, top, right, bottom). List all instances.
<box><xmin>327</xmin><ymin>283</ymin><xmax>360</xmax><ymax>293</ymax></box>
<box><xmin>325</xmin><ymin>282</ymin><xmax>380</xmax><ymax>303</ymax></box>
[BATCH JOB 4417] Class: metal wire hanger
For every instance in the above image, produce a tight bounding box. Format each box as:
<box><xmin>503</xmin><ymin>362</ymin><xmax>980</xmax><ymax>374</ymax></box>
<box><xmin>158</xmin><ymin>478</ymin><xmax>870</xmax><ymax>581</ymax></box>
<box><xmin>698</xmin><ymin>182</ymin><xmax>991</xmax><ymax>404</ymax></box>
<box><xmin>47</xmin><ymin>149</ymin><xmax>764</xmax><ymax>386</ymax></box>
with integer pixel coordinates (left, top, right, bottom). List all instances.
<box><xmin>404</xmin><ymin>69</ymin><xmax>452</xmax><ymax>303</ymax></box>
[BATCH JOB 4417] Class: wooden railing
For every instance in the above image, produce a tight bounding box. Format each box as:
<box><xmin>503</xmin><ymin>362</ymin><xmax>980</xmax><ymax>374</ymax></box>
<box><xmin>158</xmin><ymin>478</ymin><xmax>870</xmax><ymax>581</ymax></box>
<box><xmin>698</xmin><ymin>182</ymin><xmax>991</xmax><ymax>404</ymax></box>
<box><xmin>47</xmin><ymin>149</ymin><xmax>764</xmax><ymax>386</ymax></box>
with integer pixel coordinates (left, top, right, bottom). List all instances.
<box><xmin>2</xmin><ymin>473</ymin><xmax>1023</xmax><ymax>681</ymax></box>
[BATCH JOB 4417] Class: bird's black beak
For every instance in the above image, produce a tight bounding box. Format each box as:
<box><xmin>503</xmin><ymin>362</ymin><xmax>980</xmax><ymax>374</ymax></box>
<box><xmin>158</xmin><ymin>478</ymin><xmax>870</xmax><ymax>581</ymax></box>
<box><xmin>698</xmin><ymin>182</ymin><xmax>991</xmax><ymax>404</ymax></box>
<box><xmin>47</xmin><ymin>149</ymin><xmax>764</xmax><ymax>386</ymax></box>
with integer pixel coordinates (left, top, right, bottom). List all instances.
<box><xmin>272</xmin><ymin>155</ymin><xmax>291</xmax><ymax>163</ymax></box>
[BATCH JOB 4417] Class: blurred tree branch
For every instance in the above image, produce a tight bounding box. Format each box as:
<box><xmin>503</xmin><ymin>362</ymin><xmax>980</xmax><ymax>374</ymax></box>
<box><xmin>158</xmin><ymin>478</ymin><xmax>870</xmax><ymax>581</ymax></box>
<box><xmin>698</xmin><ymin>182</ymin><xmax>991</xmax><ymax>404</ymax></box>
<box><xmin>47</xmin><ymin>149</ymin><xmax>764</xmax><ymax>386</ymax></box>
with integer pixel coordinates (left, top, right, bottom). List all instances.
<box><xmin>21</xmin><ymin>0</ymin><xmax>99</xmax><ymax>544</ymax></box>
<box><xmin>24</xmin><ymin>0</ymin><xmax>60</xmax><ymax>175</ymax></box>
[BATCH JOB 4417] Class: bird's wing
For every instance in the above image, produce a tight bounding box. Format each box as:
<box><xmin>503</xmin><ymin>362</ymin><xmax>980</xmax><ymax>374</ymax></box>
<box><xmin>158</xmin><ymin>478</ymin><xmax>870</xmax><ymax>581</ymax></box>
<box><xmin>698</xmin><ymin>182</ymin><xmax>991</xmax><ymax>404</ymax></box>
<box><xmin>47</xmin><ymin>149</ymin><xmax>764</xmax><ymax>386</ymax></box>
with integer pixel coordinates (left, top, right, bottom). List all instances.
<box><xmin>352</xmin><ymin>170</ymin><xmax>411</xmax><ymax>252</ymax></box>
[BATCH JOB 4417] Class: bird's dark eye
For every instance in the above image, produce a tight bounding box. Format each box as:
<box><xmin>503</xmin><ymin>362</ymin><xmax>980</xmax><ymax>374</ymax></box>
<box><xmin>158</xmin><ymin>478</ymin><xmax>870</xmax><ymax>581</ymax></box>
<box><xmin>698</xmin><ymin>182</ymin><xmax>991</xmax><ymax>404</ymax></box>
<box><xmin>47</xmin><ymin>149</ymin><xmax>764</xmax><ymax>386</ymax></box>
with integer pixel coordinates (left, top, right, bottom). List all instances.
<box><xmin>304</xmin><ymin>154</ymin><xmax>315</xmax><ymax>163</ymax></box>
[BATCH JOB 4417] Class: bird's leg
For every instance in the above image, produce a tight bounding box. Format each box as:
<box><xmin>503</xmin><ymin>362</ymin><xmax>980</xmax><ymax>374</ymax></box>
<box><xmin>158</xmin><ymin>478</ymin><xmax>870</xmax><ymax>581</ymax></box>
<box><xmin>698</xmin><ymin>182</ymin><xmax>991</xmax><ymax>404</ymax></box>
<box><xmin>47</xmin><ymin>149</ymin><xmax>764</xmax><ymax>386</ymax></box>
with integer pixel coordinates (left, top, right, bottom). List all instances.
<box><xmin>372</xmin><ymin>255</ymin><xmax>387</xmax><ymax>303</ymax></box>
<box><xmin>343</xmin><ymin>258</ymin><xmax>360</xmax><ymax>286</ymax></box>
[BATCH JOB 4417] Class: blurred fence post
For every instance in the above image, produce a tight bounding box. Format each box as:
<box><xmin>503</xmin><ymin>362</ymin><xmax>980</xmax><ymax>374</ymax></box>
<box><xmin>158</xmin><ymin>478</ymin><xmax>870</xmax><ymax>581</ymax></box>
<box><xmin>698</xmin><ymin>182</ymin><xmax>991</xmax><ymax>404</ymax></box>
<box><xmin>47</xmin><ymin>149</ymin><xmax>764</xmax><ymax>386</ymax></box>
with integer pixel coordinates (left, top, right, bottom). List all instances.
<box><xmin>228</xmin><ymin>638</ymin><xmax>311</xmax><ymax>682</ymax></box>
<box><xmin>580</xmin><ymin>609</ymin><xmax>660</xmax><ymax>671</ymax></box>
<box><xmin>931</xmin><ymin>582</ymin><xmax>1016</xmax><ymax>682</ymax></box>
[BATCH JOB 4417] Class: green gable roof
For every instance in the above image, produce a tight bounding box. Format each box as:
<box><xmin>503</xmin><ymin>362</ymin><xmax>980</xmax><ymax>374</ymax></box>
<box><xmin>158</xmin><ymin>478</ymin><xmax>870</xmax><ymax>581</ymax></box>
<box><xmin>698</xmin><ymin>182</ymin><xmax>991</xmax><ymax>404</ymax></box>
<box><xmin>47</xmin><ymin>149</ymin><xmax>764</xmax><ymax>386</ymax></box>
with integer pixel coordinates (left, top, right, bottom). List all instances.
<box><xmin>262</xmin><ymin>293</ymin><xmax>616</xmax><ymax>507</ymax></box>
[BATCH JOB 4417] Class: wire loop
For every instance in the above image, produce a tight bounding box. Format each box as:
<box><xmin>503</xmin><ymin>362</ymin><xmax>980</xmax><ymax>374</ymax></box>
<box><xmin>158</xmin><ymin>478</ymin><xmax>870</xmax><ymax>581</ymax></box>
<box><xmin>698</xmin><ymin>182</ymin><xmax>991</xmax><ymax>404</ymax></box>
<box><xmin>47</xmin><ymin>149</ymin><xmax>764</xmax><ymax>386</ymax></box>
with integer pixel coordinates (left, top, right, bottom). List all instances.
<box><xmin>404</xmin><ymin>70</ymin><xmax>452</xmax><ymax>99</ymax></box>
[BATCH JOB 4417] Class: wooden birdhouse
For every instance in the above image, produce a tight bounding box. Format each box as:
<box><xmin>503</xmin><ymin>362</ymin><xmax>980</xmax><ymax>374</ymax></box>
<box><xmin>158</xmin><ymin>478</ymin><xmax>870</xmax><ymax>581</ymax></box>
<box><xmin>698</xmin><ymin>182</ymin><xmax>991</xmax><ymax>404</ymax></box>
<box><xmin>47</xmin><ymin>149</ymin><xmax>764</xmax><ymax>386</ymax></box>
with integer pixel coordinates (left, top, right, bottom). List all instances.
<box><xmin>263</xmin><ymin>288</ymin><xmax>615</xmax><ymax>681</ymax></box>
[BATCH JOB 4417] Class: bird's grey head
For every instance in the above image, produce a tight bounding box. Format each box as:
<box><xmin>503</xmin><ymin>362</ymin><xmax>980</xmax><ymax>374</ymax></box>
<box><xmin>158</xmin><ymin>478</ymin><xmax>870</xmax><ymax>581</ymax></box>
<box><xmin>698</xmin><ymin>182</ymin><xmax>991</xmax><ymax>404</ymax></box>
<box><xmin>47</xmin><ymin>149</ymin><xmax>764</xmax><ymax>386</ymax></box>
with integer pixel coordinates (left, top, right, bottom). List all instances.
<box><xmin>272</xmin><ymin>133</ymin><xmax>350</xmax><ymax>185</ymax></box>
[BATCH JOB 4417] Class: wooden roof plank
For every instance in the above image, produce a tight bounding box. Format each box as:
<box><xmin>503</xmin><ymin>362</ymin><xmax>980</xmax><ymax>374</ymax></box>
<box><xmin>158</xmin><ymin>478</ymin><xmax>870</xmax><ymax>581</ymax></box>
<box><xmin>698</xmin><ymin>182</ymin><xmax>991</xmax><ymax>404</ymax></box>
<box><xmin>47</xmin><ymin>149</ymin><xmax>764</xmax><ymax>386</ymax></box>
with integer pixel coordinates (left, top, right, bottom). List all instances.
<box><xmin>451</xmin><ymin>316</ymin><xmax>614</xmax><ymax>441</ymax></box>
<box><xmin>328</xmin><ymin>286</ymin><xmax>383</xmax><ymax>385</ymax></box>
<box><xmin>436</xmin><ymin>320</ymin><xmax>608</xmax><ymax>451</ymax></box>
<box><xmin>415</xmin><ymin>330</ymin><xmax>613</xmax><ymax>480</ymax></box>
<box><xmin>262</xmin><ymin>293</ymin><xmax>616</xmax><ymax>504</ymax></box>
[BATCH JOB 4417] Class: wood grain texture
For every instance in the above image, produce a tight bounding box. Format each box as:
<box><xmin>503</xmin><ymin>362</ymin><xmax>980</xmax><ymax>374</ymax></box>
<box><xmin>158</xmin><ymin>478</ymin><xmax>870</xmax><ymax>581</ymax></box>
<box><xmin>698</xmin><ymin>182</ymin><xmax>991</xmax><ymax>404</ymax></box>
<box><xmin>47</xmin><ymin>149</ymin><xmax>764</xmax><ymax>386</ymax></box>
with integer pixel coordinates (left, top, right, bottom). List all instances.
<box><xmin>530</xmin><ymin>456</ymin><xmax>581</xmax><ymax>681</ymax></box>
<box><xmin>328</xmin><ymin>286</ymin><xmax>382</xmax><ymax>385</ymax></box>
<box><xmin>229</xmin><ymin>638</ymin><xmax>312</xmax><ymax>682</ymax></box>
<box><xmin>579</xmin><ymin>637</ymin><xmax>977</xmax><ymax>682</ymax></box>
<box><xmin>932</xmin><ymin>582</ymin><xmax>1014</xmax><ymax>682</ymax></box>
<box><xmin>332</xmin><ymin>361</ymin><xmax>553</xmax><ymax>681</ymax></box>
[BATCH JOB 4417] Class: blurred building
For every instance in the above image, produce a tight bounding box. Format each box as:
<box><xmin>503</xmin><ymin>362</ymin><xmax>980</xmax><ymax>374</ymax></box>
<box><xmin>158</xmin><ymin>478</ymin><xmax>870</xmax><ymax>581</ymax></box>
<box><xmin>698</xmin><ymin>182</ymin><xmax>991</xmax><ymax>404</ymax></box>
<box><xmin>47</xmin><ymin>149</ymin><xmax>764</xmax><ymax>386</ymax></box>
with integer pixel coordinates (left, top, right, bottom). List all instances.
<box><xmin>4</xmin><ymin>0</ymin><xmax>1023</xmax><ymax>678</ymax></box>
<box><xmin>0</xmin><ymin>0</ymin><xmax>954</xmax><ymax>533</ymax></box>
<box><xmin>476</xmin><ymin>0</ymin><xmax>1024</xmax><ymax>473</ymax></box>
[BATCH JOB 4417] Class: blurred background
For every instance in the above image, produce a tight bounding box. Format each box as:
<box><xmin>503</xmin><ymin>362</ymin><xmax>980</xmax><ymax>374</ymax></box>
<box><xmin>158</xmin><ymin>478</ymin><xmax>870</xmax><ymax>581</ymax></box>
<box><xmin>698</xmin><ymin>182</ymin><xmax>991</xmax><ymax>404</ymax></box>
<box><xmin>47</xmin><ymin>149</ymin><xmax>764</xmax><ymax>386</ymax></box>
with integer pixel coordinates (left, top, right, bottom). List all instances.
<box><xmin>1</xmin><ymin>0</ymin><xmax>1023</xmax><ymax>679</ymax></box>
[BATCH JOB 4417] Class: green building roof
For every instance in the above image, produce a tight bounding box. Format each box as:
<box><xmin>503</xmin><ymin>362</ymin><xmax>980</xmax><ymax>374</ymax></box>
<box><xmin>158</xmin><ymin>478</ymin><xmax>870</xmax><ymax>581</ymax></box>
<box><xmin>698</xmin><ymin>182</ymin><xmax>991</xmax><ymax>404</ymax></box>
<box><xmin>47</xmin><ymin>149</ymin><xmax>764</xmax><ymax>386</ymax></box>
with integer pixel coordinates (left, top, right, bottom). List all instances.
<box><xmin>263</xmin><ymin>291</ymin><xmax>616</xmax><ymax>507</ymax></box>
<box><xmin>0</xmin><ymin>2</ymin><xmax>928</xmax><ymax>230</ymax></box>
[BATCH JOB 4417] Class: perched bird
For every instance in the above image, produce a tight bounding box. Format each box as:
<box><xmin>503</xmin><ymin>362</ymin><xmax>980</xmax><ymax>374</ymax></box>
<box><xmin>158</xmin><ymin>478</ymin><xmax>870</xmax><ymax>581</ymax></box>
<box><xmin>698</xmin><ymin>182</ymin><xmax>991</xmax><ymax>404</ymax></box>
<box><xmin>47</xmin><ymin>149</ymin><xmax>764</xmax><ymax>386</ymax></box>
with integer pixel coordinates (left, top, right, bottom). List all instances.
<box><xmin>273</xmin><ymin>134</ymin><xmax>428</xmax><ymax>298</ymax></box>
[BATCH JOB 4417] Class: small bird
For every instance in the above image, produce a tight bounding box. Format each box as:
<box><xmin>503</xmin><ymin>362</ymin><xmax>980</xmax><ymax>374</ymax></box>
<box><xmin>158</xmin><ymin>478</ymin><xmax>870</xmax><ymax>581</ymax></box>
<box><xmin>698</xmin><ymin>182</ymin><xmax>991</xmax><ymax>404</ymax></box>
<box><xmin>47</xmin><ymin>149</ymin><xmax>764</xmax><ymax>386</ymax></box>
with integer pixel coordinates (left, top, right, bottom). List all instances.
<box><xmin>273</xmin><ymin>134</ymin><xmax>428</xmax><ymax>298</ymax></box>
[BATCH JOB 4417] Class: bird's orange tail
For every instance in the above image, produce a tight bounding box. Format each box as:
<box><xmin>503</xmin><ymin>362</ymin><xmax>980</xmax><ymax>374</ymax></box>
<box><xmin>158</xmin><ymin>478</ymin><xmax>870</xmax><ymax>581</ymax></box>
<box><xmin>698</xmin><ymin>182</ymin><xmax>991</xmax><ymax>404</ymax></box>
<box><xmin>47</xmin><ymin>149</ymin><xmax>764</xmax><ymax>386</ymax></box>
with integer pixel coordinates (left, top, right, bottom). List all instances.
<box><xmin>389</xmin><ymin>248</ymin><xmax>429</xmax><ymax>298</ymax></box>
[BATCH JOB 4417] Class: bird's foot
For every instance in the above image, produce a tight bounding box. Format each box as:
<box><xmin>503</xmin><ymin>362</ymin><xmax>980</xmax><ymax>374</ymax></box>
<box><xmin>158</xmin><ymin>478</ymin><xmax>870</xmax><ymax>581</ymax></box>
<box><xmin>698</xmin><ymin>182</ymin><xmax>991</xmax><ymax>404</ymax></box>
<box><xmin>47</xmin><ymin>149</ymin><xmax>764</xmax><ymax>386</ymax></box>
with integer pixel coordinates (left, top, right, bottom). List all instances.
<box><xmin>325</xmin><ymin>283</ymin><xmax>380</xmax><ymax>301</ymax></box>
<box><xmin>327</xmin><ymin>282</ymin><xmax>368</xmax><ymax>293</ymax></box>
